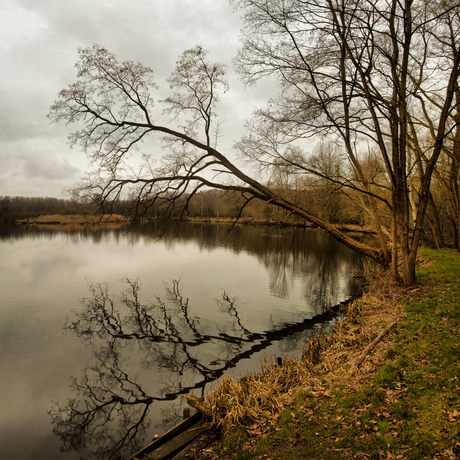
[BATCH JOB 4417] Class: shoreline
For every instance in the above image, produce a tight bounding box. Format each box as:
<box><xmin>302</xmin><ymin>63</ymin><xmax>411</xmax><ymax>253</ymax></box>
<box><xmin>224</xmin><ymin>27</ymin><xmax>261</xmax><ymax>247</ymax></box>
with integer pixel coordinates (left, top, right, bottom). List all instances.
<box><xmin>14</xmin><ymin>214</ymin><xmax>376</xmax><ymax>235</ymax></box>
<box><xmin>183</xmin><ymin>248</ymin><xmax>460</xmax><ymax>460</ymax></box>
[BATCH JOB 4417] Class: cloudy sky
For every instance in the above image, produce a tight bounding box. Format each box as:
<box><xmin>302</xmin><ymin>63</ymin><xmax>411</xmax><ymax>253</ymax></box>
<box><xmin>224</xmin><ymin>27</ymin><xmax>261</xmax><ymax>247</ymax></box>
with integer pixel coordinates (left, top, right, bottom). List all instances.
<box><xmin>0</xmin><ymin>0</ymin><xmax>270</xmax><ymax>198</ymax></box>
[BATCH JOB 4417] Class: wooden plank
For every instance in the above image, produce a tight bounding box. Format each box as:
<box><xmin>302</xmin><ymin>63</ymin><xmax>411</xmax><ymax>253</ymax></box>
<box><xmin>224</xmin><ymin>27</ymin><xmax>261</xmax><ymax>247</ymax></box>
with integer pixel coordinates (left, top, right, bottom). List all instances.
<box><xmin>128</xmin><ymin>412</ymin><xmax>202</xmax><ymax>460</ymax></box>
<box><xmin>146</xmin><ymin>421</ymin><xmax>207</xmax><ymax>460</ymax></box>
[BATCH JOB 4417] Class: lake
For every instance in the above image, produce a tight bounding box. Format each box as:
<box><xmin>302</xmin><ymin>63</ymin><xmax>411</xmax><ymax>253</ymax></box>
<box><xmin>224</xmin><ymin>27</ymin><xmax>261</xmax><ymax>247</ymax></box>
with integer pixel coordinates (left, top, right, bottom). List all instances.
<box><xmin>0</xmin><ymin>222</ymin><xmax>370</xmax><ymax>460</ymax></box>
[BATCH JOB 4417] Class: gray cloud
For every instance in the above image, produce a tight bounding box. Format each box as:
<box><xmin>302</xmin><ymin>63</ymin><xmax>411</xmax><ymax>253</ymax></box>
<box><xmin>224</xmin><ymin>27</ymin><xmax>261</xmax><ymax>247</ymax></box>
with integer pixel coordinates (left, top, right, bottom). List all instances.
<box><xmin>0</xmin><ymin>0</ymin><xmax>269</xmax><ymax>198</ymax></box>
<box><xmin>0</xmin><ymin>139</ymin><xmax>84</xmax><ymax>197</ymax></box>
<box><xmin>21</xmin><ymin>153</ymin><xmax>80</xmax><ymax>181</ymax></box>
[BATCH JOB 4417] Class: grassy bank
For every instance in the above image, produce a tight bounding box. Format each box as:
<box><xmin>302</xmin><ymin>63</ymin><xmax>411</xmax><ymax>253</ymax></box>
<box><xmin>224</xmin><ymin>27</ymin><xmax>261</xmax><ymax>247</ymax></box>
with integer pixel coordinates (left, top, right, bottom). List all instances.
<box><xmin>195</xmin><ymin>249</ymin><xmax>460</xmax><ymax>460</ymax></box>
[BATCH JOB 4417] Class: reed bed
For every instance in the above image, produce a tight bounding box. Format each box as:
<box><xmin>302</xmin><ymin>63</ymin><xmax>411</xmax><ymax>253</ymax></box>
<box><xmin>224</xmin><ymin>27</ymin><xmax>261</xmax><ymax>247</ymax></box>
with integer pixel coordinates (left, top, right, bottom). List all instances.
<box><xmin>18</xmin><ymin>213</ymin><xmax>127</xmax><ymax>225</ymax></box>
<box><xmin>204</xmin><ymin>355</ymin><xmax>316</xmax><ymax>435</ymax></box>
<box><xmin>198</xmin><ymin>263</ymin><xmax>403</xmax><ymax>436</ymax></box>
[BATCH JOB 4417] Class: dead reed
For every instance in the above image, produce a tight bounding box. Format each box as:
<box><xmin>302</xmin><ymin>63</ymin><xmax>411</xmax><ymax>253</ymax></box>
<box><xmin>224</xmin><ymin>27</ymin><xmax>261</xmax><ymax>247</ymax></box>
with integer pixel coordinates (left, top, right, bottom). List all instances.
<box><xmin>198</xmin><ymin>262</ymin><xmax>404</xmax><ymax>436</ymax></box>
<box><xmin>17</xmin><ymin>214</ymin><xmax>127</xmax><ymax>225</ymax></box>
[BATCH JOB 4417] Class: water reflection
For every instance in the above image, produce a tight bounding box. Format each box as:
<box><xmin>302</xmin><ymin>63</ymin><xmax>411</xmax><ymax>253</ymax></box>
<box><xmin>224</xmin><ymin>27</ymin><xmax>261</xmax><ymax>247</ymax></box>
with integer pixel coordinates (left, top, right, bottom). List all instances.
<box><xmin>1</xmin><ymin>222</ymin><xmax>376</xmax><ymax>460</ymax></box>
<box><xmin>50</xmin><ymin>278</ymin><xmax>343</xmax><ymax>459</ymax></box>
<box><xmin>8</xmin><ymin>222</ymin><xmax>368</xmax><ymax>308</ymax></box>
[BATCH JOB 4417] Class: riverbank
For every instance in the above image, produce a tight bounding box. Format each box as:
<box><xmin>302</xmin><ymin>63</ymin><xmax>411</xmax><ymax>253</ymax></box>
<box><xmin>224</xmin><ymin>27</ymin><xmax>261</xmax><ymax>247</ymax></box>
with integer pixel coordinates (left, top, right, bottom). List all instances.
<box><xmin>15</xmin><ymin>213</ymin><xmax>127</xmax><ymax>225</ymax></box>
<box><xmin>181</xmin><ymin>217</ymin><xmax>375</xmax><ymax>235</ymax></box>
<box><xmin>186</xmin><ymin>248</ymin><xmax>460</xmax><ymax>460</ymax></box>
<box><xmin>15</xmin><ymin>213</ymin><xmax>375</xmax><ymax>236</ymax></box>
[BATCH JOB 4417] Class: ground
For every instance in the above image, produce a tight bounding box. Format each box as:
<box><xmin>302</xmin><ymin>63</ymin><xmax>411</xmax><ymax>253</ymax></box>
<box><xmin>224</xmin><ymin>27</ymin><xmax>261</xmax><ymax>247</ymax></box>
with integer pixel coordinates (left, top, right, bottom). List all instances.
<box><xmin>178</xmin><ymin>249</ymin><xmax>460</xmax><ymax>460</ymax></box>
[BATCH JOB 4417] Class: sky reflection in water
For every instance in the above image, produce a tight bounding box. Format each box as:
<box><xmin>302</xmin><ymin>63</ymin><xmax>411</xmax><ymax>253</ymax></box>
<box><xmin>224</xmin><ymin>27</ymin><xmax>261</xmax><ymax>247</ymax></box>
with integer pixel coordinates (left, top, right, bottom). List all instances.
<box><xmin>0</xmin><ymin>223</ymin><xmax>370</xmax><ymax>459</ymax></box>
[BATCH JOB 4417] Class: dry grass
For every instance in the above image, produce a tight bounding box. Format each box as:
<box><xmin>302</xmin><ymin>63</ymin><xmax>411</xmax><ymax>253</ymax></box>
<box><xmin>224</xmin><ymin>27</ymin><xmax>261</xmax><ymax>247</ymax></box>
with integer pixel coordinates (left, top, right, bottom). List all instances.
<box><xmin>204</xmin><ymin>356</ymin><xmax>315</xmax><ymax>435</ymax></box>
<box><xmin>192</xmin><ymin>250</ymin><xmax>460</xmax><ymax>460</ymax></box>
<box><xmin>17</xmin><ymin>214</ymin><xmax>128</xmax><ymax>225</ymax></box>
<box><xmin>199</xmin><ymin>262</ymin><xmax>404</xmax><ymax>437</ymax></box>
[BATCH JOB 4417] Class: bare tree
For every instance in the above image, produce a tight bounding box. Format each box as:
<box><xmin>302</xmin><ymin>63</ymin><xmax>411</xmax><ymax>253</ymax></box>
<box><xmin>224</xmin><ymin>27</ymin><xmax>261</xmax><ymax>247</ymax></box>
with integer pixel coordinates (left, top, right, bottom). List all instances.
<box><xmin>231</xmin><ymin>0</ymin><xmax>460</xmax><ymax>286</ymax></box>
<box><xmin>423</xmin><ymin>0</ymin><xmax>460</xmax><ymax>249</ymax></box>
<box><xmin>50</xmin><ymin>0</ymin><xmax>460</xmax><ymax>286</ymax></box>
<box><xmin>49</xmin><ymin>44</ymin><xmax>386</xmax><ymax>268</ymax></box>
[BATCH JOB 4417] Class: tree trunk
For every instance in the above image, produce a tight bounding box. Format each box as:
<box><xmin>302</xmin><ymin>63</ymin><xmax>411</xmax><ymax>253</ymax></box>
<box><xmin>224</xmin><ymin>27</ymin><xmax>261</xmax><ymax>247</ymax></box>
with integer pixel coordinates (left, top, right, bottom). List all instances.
<box><xmin>272</xmin><ymin>197</ymin><xmax>387</xmax><ymax>264</ymax></box>
<box><xmin>427</xmin><ymin>193</ymin><xmax>444</xmax><ymax>248</ymax></box>
<box><xmin>399</xmin><ymin>214</ymin><xmax>416</xmax><ymax>287</ymax></box>
<box><xmin>391</xmin><ymin>194</ymin><xmax>401</xmax><ymax>283</ymax></box>
<box><xmin>453</xmin><ymin>218</ymin><xmax>459</xmax><ymax>250</ymax></box>
<box><xmin>450</xmin><ymin>121</ymin><xmax>460</xmax><ymax>249</ymax></box>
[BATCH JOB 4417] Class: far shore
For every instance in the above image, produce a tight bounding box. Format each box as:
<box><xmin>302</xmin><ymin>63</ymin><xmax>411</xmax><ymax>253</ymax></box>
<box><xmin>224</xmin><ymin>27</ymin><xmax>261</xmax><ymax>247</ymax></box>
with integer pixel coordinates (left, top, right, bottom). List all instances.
<box><xmin>15</xmin><ymin>214</ymin><xmax>376</xmax><ymax>235</ymax></box>
<box><xmin>15</xmin><ymin>213</ymin><xmax>128</xmax><ymax>226</ymax></box>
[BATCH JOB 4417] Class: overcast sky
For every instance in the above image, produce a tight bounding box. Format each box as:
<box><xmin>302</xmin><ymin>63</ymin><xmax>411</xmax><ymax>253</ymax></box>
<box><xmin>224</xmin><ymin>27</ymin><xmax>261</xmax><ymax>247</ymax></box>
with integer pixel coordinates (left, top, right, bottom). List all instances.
<box><xmin>0</xmin><ymin>0</ymin><xmax>271</xmax><ymax>198</ymax></box>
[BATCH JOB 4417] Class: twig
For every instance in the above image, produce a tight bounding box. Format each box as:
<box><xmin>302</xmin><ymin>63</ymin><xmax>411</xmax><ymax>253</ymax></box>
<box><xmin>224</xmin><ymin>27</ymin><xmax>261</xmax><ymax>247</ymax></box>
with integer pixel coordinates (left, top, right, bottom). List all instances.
<box><xmin>352</xmin><ymin>321</ymin><xmax>397</xmax><ymax>371</ymax></box>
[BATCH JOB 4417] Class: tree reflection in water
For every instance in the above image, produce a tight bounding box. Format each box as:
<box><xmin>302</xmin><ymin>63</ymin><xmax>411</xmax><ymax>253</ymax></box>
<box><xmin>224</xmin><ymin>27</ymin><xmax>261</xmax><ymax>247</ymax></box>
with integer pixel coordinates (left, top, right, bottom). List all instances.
<box><xmin>49</xmin><ymin>278</ymin><xmax>344</xmax><ymax>459</ymax></box>
<box><xmin>49</xmin><ymin>279</ymin><xmax>266</xmax><ymax>459</ymax></box>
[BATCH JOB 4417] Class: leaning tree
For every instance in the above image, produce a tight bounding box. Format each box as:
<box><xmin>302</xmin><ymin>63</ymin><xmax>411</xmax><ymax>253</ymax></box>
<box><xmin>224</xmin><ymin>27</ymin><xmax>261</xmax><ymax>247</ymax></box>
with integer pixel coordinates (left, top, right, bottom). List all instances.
<box><xmin>49</xmin><ymin>46</ymin><xmax>385</xmax><ymax>260</ymax></box>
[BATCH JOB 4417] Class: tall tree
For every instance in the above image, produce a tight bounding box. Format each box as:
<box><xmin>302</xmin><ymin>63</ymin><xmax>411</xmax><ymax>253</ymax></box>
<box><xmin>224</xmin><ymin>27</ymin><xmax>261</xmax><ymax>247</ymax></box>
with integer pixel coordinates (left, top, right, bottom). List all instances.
<box><xmin>426</xmin><ymin>0</ymin><xmax>460</xmax><ymax>249</ymax></box>
<box><xmin>232</xmin><ymin>0</ymin><xmax>460</xmax><ymax>285</ymax></box>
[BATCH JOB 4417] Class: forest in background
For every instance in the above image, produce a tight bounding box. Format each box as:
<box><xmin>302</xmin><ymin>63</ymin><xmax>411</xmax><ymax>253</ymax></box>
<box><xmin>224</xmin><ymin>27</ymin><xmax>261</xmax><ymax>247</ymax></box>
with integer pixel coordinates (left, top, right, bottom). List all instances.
<box><xmin>1</xmin><ymin>168</ymin><xmax>457</xmax><ymax>251</ymax></box>
<box><xmin>1</xmin><ymin>189</ymin><xmax>359</xmax><ymax>226</ymax></box>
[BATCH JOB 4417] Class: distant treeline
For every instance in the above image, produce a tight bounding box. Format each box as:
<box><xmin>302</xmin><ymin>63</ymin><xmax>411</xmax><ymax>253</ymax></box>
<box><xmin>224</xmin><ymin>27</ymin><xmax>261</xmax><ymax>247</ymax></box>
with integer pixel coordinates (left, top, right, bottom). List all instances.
<box><xmin>1</xmin><ymin>188</ymin><xmax>365</xmax><ymax>228</ymax></box>
<box><xmin>0</xmin><ymin>196</ymin><xmax>84</xmax><ymax>221</ymax></box>
<box><xmin>0</xmin><ymin>196</ymin><xmax>85</xmax><ymax>224</ymax></box>
<box><xmin>0</xmin><ymin>195</ymin><xmax>132</xmax><ymax>225</ymax></box>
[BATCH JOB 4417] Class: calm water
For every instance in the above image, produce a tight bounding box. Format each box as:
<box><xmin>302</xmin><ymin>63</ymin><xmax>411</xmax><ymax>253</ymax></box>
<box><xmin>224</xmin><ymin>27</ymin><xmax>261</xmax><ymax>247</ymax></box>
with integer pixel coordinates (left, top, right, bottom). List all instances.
<box><xmin>0</xmin><ymin>223</ymin><xmax>369</xmax><ymax>460</ymax></box>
